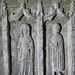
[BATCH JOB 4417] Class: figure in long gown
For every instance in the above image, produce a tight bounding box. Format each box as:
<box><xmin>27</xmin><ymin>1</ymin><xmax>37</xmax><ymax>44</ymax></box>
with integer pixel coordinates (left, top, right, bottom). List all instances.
<box><xmin>17</xmin><ymin>24</ymin><xmax>34</xmax><ymax>75</ymax></box>
<box><xmin>50</xmin><ymin>23</ymin><xmax>65</xmax><ymax>75</ymax></box>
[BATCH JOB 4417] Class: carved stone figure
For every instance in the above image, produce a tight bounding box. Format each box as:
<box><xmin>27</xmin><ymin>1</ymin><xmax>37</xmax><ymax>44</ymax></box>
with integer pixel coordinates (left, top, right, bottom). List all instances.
<box><xmin>50</xmin><ymin>23</ymin><xmax>65</xmax><ymax>75</ymax></box>
<box><xmin>17</xmin><ymin>23</ymin><xmax>34</xmax><ymax>75</ymax></box>
<box><xmin>9</xmin><ymin>1</ymin><xmax>67</xmax><ymax>75</ymax></box>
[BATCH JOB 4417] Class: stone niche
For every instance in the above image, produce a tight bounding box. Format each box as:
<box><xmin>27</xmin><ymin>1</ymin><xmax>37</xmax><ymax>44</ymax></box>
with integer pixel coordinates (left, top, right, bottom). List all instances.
<box><xmin>0</xmin><ymin>0</ymin><xmax>75</xmax><ymax>75</ymax></box>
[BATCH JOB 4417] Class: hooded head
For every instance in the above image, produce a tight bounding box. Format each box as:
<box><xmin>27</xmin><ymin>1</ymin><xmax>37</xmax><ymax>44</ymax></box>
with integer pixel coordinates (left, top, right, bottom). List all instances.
<box><xmin>52</xmin><ymin>23</ymin><xmax>61</xmax><ymax>34</ymax></box>
<box><xmin>20</xmin><ymin>23</ymin><xmax>30</xmax><ymax>37</ymax></box>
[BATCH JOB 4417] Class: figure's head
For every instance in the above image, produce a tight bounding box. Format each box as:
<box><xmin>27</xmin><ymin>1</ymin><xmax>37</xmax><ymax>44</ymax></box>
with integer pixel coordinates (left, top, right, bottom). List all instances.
<box><xmin>52</xmin><ymin>23</ymin><xmax>61</xmax><ymax>34</ymax></box>
<box><xmin>20</xmin><ymin>23</ymin><xmax>30</xmax><ymax>37</ymax></box>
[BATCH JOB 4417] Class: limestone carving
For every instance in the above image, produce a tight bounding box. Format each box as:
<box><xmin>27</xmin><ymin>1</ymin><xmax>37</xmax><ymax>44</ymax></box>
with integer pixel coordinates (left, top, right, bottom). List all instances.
<box><xmin>9</xmin><ymin>0</ymin><xmax>58</xmax><ymax>22</ymax></box>
<box><xmin>44</xmin><ymin>6</ymin><xmax>56</xmax><ymax>21</ymax></box>
<box><xmin>70</xmin><ymin>1</ymin><xmax>75</xmax><ymax>75</ymax></box>
<box><xmin>9</xmin><ymin>1</ymin><xmax>68</xmax><ymax>75</ymax></box>
<box><xmin>45</xmin><ymin>0</ymin><xmax>68</xmax><ymax>21</ymax></box>
<box><xmin>52</xmin><ymin>0</ymin><xmax>68</xmax><ymax>19</ymax></box>
<box><xmin>50</xmin><ymin>23</ymin><xmax>65</xmax><ymax>75</ymax></box>
<box><xmin>36</xmin><ymin>1</ymin><xmax>44</xmax><ymax>75</ymax></box>
<box><xmin>9</xmin><ymin>2</ymin><xmax>36</xmax><ymax>21</ymax></box>
<box><xmin>0</xmin><ymin>0</ymin><xmax>6</xmax><ymax>17</ymax></box>
<box><xmin>69</xmin><ymin>1</ymin><xmax>75</xmax><ymax>28</ymax></box>
<box><xmin>17</xmin><ymin>23</ymin><xmax>34</xmax><ymax>75</ymax></box>
<box><xmin>9</xmin><ymin>1</ymin><xmax>56</xmax><ymax>75</ymax></box>
<box><xmin>69</xmin><ymin>1</ymin><xmax>75</xmax><ymax>16</ymax></box>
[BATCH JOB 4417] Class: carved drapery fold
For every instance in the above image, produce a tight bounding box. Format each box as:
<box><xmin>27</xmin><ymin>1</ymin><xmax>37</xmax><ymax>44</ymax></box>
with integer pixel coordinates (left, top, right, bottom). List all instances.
<box><xmin>17</xmin><ymin>24</ymin><xmax>34</xmax><ymax>75</ymax></box>
<box><xmin>1</xmin><ymin>0</ymin><xmax>74</xmax><ymax>75</ymax></box>
<box><xmin>49</xmin><ymin>23</ymin><xmax>65</xmax><ymax>75</ymax></box>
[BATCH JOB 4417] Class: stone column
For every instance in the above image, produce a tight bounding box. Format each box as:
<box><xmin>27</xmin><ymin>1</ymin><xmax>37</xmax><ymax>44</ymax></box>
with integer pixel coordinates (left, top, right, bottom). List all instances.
<box><xmin>36</xmin><ymin>1</ymin><xmax>44</xmax><ymax>75</ymax></box>
<box><xmin>1</xmin><ymin>1</ymin><xmax>10</xmax><ymax>75</ymax></box>
<box><xmin>71</xmin><ymin>5</ymin><xmax>75</xmax><ymax>75</ymax></box>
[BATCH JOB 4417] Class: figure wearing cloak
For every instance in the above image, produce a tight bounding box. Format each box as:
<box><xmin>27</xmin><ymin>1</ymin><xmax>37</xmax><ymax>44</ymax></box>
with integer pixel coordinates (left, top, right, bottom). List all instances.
<box><xmin>17</xmin><ymin>24</ymin><xmax>34</xmax><ymax>75</ymax></box>
<box><xmin>50</xmin><ymin>24</ymin><xmax>65</xmax><ymax>75</ymax></box>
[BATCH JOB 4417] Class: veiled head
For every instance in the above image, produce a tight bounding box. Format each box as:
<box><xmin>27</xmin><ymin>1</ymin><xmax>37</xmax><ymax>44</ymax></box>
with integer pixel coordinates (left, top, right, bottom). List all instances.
<box><xmin>20</xmin><ymin>23</ymin><xmax>30</xmax><ymax>37</ymax></box>
<box><xmin>52</xmin><ymin>23</ymin><xmax>61</xmax><ymax>34</ymax></box>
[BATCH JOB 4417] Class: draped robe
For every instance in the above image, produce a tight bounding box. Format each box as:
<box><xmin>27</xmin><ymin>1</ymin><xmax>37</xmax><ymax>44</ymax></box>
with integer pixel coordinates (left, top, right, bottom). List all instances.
<box><xmin>17</xmin><ymin>36</ymin><xmax>34</xmax><ymax>75</ymax></box>
<box><xmin>50</xmin><ymin>33</ymin><xmax>65</xmax><ymax>75</ymax></box>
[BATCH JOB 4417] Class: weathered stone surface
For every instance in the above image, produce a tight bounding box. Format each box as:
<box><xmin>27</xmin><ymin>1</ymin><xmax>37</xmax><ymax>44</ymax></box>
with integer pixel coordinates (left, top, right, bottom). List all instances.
<box><xmin>17</xmin><ymin>24</ymin><xmax>34</xmax><ymax>75</ymax></box>
<box><xmin>49</xmin><ymin>23</ymin><xmax>65</xmax><ymax>75</ymax></box>
<box><xmin>0</xmin><ymin>24</ymin><xmax>4</xmax><ymax>75</ymax></box>
<box><xmin>0</xmin><ymin>0</ymin><xmax>75</xmax><ymax>75</ymax></box>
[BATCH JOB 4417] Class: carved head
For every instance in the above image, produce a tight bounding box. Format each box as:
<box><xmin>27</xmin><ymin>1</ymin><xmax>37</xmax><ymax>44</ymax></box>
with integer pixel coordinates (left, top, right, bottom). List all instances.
<box><xmin>52</xmin><ymin>23</ymin><xmax>61</xmax><ymax>34</ymax></box>
<box><xmin>20</xmin><ymin>23</ymin><xmax>30</xmax><ymax>37</ymax></box>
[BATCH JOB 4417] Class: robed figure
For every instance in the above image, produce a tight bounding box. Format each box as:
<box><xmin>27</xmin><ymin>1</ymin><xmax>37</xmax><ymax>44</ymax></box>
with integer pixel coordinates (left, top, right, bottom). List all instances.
<box><xmin>17</xmin><ymin>24</ymin><xmax>34</xmax><ymax>75</ymax></box>
<box><xmin>50</xmin><ymin>24</ymin><xmax>65</xmax><ymax>75</ymax></box>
